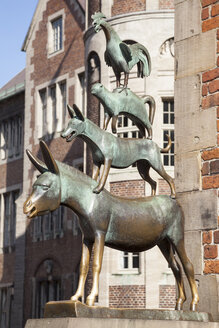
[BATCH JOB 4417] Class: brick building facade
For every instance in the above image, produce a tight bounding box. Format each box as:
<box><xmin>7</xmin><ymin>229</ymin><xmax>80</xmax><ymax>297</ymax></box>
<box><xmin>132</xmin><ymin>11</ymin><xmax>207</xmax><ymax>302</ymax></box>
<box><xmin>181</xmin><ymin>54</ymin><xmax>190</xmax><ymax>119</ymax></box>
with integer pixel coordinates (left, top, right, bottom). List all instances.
<box><xmin>4</xmin><ymin>0</ymin><xmax>218</xmax><ymax>326</ymax></box>
<box><xmin>175</xmin><ymin>0</ymin><xmax>219</xmax><ymax>320</ymax></box>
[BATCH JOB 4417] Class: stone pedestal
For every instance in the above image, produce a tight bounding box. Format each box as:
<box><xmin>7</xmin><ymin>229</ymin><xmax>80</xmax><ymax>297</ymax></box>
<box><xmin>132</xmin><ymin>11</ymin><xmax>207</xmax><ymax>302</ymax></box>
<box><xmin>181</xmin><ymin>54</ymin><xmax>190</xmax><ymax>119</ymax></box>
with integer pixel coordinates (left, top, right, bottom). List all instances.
<box><xmin>25</xmin><ymin>318</ymin><xmax>219</xmax><ymax>328</ymax></box>
<box><xmin>25</xmin><ymin>301</ymin><xmax>217</xmax><ymax>328</ymax></box>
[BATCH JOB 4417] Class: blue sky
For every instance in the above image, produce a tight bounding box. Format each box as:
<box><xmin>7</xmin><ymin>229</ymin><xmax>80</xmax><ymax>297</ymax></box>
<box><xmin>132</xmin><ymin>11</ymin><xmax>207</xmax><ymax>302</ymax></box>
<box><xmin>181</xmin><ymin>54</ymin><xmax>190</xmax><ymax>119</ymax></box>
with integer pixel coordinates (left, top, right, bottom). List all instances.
<box><xmin>0</xmin><ymin>1</ymin><xmax>38</xmax><ymax>88</ymax></box>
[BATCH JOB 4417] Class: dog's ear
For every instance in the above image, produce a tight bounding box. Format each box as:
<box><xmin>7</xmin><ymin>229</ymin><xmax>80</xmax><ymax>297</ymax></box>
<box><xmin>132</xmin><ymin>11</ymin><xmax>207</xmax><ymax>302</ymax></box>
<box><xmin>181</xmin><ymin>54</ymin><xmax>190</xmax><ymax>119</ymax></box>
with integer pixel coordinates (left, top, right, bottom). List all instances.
<box><xmin>73</xmin><ymin>104</ymin><xmax>85</xmax><ymax>122</ymax></box>
<box><xmin>67</xmin><ymin>104</ymin><xmax>75</xmax><ymax>118</ymax></box>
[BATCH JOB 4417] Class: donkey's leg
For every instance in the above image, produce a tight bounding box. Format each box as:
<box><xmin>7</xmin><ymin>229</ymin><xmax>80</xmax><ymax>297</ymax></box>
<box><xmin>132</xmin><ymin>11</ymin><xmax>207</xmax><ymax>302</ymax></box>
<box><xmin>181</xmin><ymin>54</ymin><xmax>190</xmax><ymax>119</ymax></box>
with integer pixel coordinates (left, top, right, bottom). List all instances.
<box><xmin>93</xmin><ymin>159</ymin><xmax>112</xmax><ymax>194</ymax></box>
<box><xmin>137</xmin><ymin>160</ymin><xmax>157</xmax><ymax>195</ymax></box>
<box><xmin>92</xmin><ymin>163</ymin><xmax>100</xmax><ymax>181</ymax></box>
<box><xmin>86</xmin><ymin>233</ymin><xmax>105</xmax><ymax>306</ymax></box>
<box><xmin>71</xmin><ymin>240</ymin><xmax>93</xmax><ymax>302</ymax></box>
<box><xmin>173</xmin><ymin>239</ymin><xmax>199</xmax><ymax>311</ymax></box>
<box><xmin>158</xmin><ymin>239</ymin><xmax>186</xmax><ymax>310</ymax></box>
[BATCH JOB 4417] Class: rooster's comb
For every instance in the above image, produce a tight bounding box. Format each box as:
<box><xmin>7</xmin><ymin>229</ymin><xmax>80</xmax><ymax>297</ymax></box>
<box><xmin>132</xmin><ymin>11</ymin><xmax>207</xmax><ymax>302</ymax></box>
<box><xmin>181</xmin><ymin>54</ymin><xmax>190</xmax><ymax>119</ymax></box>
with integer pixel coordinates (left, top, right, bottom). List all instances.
<box><xmin>91</xmin><ymin>12</ymin><xmax>106</xmax><ymax>21</ymax></box>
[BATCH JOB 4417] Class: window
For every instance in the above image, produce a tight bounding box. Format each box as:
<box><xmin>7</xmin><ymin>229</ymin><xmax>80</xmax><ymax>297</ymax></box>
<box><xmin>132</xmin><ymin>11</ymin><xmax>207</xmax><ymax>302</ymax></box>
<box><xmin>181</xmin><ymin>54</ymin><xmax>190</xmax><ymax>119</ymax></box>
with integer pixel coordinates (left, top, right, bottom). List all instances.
<box><xmin>35</xmin><ymin>279</ymin><xmax>61</xmax><ymax>318</ymax></box>
<box><xmin>60</xmin><ymin>81</ymin><xmax>66</xmax><ymax>127</ymax></box>
<box><xmin>52</xmin><ymin>17</ymin><xmax>63</xmax><ymax>53</ymax></box>
<box><xmin>162</xmin><ymin>99</ymin><xmax>174</xmax><ymax>166</ymax></box>
<box><xmin>122</xmin><ymin>252</ymin><xmax>140</xmax><ymax>273</ymax></box>
<box><xmin>50</xmin><ymin>85</ymin><xmax>57</xmax><ymax>131</ymax></box>
<box><xmin>0</xmin><ymin>285</ymin><xmax>13</xmax><ymax>328</ymax></box>
<box><xmin>1</xmin><ymin>190</ymin><xmax>19</xmax><ymax>252</ymax></box>
<box><xmin>33</xmin><ymin>206</ymin><xmax>65</xmax><ymax>242</ymax></box>
<box><xmin>0</xmin><ymin>116</ymin><xmax>23</xmax><ymax>161</ymax></box>
<box><xmin>38</xmin><ymin>80</ymin><xmax>67</xmax><ymax>138</ymax></box>
<box><xmin>117</xmin><ymin>116</ymin><xmax>140</xmax><ymax>139</ymax></box>
<box><xmin>39</xmin><ymin>89</ymin><xmax>47</xmax><ymax>136</ymax></box>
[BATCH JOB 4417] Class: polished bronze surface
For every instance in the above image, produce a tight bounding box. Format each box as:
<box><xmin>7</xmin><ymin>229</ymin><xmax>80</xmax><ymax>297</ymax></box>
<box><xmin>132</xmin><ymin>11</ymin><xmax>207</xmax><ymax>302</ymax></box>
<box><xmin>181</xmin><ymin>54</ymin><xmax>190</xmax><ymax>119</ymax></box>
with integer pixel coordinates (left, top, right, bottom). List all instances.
<box><xmin>91</xmin><ymin>83</ymin><xmax>155</xmax><ymax>138</ymax></box>
<box><xmin>44</xmin><ymin>301</ymin><xmax>212</xmax><ymax>322</ymax></box>
<box><xmin>24</xmin><ymin>141</ymin><xmax>198</xmax><ymax>310</ymax></box>
<box><xmin>91</xmin><ymin>12</ymin><xmax>151</xmax><ymax>88</ymax></box>
<box><xmin>61</xmin><ymin>104</ymin><xmax>175</xmax><ymax>196</ymax></box>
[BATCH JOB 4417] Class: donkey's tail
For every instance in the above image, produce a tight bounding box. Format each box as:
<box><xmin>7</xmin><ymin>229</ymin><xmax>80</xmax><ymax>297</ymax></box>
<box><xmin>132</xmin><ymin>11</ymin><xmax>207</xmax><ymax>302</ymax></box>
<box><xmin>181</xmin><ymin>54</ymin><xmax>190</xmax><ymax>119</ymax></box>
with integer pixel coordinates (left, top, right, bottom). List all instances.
<box><xmin>160</xmin><ymin>135</ymin><xmax>171</xmax><ymax>153</ymax></box>
<box><xmin>142</xmin><ymin>95</ymin><xmax>156</xmax><ymax>125</ymax></box>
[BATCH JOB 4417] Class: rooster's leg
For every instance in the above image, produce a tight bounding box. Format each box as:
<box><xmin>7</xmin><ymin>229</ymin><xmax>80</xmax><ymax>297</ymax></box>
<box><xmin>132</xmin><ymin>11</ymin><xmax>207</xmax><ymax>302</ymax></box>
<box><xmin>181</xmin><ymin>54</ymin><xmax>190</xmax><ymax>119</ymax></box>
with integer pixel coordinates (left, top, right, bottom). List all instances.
<box><xmin>124</xmin><ymin>73</ymin><xmax>129</xmax><ymax>88</ymax></box>
<box><xmin>115</xmin><ymin>72</ymin><xmax>121</xmax><ymax>88</ymax></box>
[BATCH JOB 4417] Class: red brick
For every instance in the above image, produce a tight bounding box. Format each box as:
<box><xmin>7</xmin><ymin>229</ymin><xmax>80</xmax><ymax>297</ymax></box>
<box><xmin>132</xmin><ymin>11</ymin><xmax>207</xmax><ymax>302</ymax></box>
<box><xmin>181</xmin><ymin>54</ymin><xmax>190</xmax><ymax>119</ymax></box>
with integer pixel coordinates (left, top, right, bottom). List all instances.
<box><xmin>204</xmin><ymin>260</ymin><xmax>219</xmax><ymax>273</ymax></box>
<box><xmin>210</xmin><ymin>159</ymin><xmax>219</xmax><ymax>174</ymax></box>
<box><xmin>217</xmin><ymin>120</ymin><xmax>219</xmax><ymax>132</ymax></box>
<box><xmin>217</xmin><ymin>29</ymin><xmax>219</xmax><ymax>40</ymax></box>
<box><xmin>202</xmin><ymin>161</ymin><xmax>210</xmax><ymax>176</ymax></box>
<box><xmin>204</xmin><ymin>245</ymin><xmax>218</xmax><ymax>259</ymax></box>
<box><xmin>217</xmin><ymin>55</ymin><xmax>219</xmax><ymax>67</ymax></box>
<box><xmin>202</xmin><ymin>7</ymin><xmax>209</xmax><ymax>20</ymax></box>
<box><xmin>202</xmin><ymin>0</ymin><xmax>217</xmax><ymax>7</ymax></box>
<box><xmin>202</xmin><ymin>148</ymin><xmax>219</xmax><ymax>160</ymax></box>
<box><xmin>112</xmin><ymin>0</ymin><xmax>146</xmax><ymax>16</ymax></box>
<box><xmin>202</xmin><ymin>174</ymin><xmax>219</xmax><ymax>189</ymax></box>
<box><xmin>209</xmin><ymin>80</ymin><xmax>219</xmax><ymax>94</ymax></box>
<box><xmin>202</xmin><ymin>84</ymin><xmax>208</xmax><ymax>96</ymax></box>
<box><xmin>217</xmin><ymin>107</ymin><xmax>219</xmax><ymax>118</ymax></box>
<box><xmin>214</xmin><ymin>230</ymin><xmax>219</xmax><ymax>243</ymax></box>
<box><xmin>202</xmin><ymin>93</ymin><xmax>219</xmax><ymax>109</ymax></box>
<box><xmin>211</xmin><ymin>3</ymin><xmax>219</xmax><ymax>16</ymax></box>
<box><xmin>218</xmin><ymin>41</ymin><xmax>219</xmax><ymax>53</ymax></box>
<box><xmin>202</xmin><ymin>68</ymin><xmax>219</xmax><ymax>83</ymax></box>
<box><xmin>203</xmin><ymin>231</ymin><xmax>212</xmax><ymax>244</ymax></box>
<box><xmin>217</xmin><ymin>133</ymin><xmax>219</xmax><ymax>145</ymax></box>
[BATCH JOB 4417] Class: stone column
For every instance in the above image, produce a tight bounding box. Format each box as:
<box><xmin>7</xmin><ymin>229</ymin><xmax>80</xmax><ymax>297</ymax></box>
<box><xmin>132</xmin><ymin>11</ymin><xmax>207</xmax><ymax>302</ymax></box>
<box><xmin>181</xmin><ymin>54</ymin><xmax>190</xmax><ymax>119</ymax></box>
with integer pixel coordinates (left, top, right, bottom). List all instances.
<box><xmin>174</xmin><ymin>0</ymin><xmax>219</xmax><ymax>320</ymax></box>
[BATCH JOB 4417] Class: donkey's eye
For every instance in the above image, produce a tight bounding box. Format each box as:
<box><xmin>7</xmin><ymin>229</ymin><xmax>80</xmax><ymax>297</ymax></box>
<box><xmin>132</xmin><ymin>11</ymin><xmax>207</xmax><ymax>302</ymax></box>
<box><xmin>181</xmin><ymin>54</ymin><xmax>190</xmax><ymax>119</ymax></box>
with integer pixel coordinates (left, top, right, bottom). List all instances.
<box><xmin>42</xmin><ymin>186</ymin><xmax>49</xmax><ymax>191</ymax></box>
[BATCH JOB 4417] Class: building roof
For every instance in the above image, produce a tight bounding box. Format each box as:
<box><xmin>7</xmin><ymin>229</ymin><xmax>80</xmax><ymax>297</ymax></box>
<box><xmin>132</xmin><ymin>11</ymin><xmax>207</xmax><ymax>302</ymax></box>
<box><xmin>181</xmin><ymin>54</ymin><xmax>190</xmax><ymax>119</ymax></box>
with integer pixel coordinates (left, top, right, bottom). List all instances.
<box><xmin>0</xmin><ymin>69</ymin><xmax>25</xmax><ymax>101</ymax></box>
<box><xmin>77</xmin><ymin>0</ymin><xmax>85</xmax><ymax>11</ymax></box>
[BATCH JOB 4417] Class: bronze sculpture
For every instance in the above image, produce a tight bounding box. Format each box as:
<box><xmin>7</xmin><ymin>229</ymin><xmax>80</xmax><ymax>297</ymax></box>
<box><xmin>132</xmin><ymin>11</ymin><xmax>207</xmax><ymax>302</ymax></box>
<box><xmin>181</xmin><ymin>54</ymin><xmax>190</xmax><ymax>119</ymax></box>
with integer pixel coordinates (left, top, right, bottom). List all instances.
<box><xmin>91</xmin><ymin>82</ymin><xmax>155</xmax><ymax>138</ymax></box>
<box><xmin>61</xmin><ymin>104</ymin><xmax>175</xmax><ymax>197</ymax></box>
<box><xmin>23</xmin><ymin>141</ymin><xmax>199</xmax><ymax>311</ymax></box>
<box><xmin>92</xmin><ymin>12</ymin><xmax>151</xmax><ymax>88</ymax></box>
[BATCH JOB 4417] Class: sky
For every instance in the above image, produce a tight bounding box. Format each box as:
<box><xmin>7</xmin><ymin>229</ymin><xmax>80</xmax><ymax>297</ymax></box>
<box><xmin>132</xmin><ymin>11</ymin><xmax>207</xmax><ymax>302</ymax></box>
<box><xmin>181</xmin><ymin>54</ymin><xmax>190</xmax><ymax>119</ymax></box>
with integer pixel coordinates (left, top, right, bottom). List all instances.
<box><xmin>0</xmin><ymin>1</ymin><xmax>38</xmax><ymax>89</ymax></box>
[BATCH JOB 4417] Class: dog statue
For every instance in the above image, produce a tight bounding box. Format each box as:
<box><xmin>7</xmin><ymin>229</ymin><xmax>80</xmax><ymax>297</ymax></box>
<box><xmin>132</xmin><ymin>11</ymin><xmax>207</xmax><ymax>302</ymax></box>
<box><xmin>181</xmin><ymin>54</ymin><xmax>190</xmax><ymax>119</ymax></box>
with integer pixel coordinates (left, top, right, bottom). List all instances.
<box><xmin>61</xmin><ymin>104</ymin><xmax>175</xmax><ymax>197</ymax></box>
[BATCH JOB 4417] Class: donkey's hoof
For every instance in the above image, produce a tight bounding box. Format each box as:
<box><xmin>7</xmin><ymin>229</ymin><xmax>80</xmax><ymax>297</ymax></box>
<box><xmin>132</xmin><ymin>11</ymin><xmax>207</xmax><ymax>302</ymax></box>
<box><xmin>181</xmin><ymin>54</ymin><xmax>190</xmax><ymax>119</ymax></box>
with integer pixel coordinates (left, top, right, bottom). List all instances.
<box><xmin>190</xmin><ymin>303</ymin><xmax>198</xmax><ymax>312</ymax></box>
<box><xmin>86</xmin><ymin>297</ymin><xmax>95</xmax><ymax>307</ymax></box>
<box><xmin>71</xmin><ymin>295</ymin><xmax>79</xmax><ymax>302</ymax></box>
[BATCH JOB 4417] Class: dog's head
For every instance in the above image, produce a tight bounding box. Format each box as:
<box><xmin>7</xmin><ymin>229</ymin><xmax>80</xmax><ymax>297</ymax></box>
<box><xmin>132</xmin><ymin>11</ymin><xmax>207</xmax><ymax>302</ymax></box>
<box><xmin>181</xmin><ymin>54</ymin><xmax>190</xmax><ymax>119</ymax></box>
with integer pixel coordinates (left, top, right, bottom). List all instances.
<box><xmin>61</xmin><ymin>104</ymin><xmax>86</xmax><ymax>142</ymax></box>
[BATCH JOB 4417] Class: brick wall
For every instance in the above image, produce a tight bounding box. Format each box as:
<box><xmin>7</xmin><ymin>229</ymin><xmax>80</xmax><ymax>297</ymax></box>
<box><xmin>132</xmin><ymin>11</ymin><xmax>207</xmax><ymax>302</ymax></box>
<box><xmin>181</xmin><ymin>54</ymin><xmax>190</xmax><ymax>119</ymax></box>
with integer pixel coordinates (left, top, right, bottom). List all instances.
<box><xmin>158</xmin><ymin>179</ymin><xmax>171</xmax><ymax>195</ymax></box>
<box><xmin>110</xmin><ymin>180</ymin><xmax>145</xmax><ymax>197</ymax></box>
<box><xmin>201</xmin><ymin>0</ymin><xmax>219</xmax><ymax>275</ymax></box>
<box><xmin>159</xmin><ymin>285</ymin><xmax>176</xmax><ymax>308</ymax></box>
<box><xmin>159</xmin><ymin>0</ymin><xmax>174</xmax><ymax>9</ymax></box>
<box><xmin>112</xmin><ymin>0</ymin><xmax>146</xmax><ymax>16</ymax></box>
<box><xmin>109</xmin><ymin>285</ymin><xmax>145</xmax><ymax>308</ymax></box>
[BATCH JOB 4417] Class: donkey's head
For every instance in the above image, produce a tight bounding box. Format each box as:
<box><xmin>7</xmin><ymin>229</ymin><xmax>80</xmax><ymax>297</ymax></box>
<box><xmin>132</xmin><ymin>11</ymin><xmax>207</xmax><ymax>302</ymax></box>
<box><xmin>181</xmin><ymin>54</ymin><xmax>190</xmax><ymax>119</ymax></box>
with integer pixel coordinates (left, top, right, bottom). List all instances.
<box><xmin>91</xmin><ymin>12</ymin><xmax>106</xmax><ymax>33</ymax></box>
<box><xmin>61</xmin><ymin>104</ymin><xmax>85</xmax><ymax>142</ymax></box>
<box><xmin>23</xmin><ymin>141</ymin><xmax>61</xmax><ymax>218</ymax></box>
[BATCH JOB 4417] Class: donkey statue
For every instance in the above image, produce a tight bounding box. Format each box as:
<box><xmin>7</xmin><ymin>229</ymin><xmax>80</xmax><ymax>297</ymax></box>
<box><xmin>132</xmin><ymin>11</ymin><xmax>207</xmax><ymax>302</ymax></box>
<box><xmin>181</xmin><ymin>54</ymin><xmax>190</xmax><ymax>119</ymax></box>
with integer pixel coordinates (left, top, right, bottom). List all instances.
<box><xmin>61</xmin><ymin>104</ymin><xmax>175</xmax><ymax>197</ymax></box>
<box><xmin>23</xmin><ymin>141</ymin><xmax>199</xmax><ymax>311</ymax></box>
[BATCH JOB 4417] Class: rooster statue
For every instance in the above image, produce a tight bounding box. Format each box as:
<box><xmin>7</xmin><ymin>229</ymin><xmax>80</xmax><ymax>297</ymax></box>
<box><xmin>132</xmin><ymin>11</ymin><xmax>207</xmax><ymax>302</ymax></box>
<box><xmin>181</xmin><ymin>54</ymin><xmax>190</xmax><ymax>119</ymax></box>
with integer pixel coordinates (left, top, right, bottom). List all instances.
<box><xmin>92</xmin><ymin>12</ymin><xmax>151</xmax><ymax>88</ymax></box>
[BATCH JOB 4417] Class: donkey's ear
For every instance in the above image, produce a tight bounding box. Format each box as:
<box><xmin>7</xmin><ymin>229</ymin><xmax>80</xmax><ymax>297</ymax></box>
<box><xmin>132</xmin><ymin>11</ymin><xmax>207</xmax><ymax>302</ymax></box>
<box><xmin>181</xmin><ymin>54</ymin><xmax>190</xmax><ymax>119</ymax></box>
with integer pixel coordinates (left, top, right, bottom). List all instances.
<box><xmin>40</xmin><ymin>141</ymin><xmax>59</xmax><ymax>175</ymax></box>
<box><xmin>67</xmin><ymin>104</ymin><xmax>75</xmax><ymax>118</ymax></box>
<box><xmin>73</xmin><ymin>104</ymin><xmax>85</xmax><ymax>122</ymax></box>
<box><xmin>26</xmin><ymin>149</ymin><xmax>47</xmax><ymax>173</ymax></box>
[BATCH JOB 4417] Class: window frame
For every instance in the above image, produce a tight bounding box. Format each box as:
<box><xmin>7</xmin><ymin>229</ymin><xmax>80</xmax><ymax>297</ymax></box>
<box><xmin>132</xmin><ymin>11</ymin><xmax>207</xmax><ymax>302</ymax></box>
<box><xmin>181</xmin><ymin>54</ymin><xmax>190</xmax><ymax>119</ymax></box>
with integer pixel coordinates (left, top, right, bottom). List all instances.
<box><xmin>48</xmin><ymin>10</ymin><xmax>65</xmax><ymax>58</ymax></box>
<box><xmin>161</xmin><ymin>97</ymin><xmax>174</xmax><ymax>167</ymax></box>
<box><xmin>37</xmin><ymin>77</ymin><xmax>68</xmax><ymax>139</ymax></box>
<box><xmin>0</xmin><ymin>115</ymin><xmax>23</xmax><ymax>162</ymax></box>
